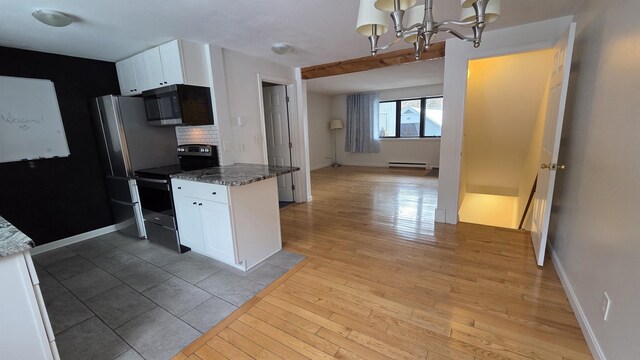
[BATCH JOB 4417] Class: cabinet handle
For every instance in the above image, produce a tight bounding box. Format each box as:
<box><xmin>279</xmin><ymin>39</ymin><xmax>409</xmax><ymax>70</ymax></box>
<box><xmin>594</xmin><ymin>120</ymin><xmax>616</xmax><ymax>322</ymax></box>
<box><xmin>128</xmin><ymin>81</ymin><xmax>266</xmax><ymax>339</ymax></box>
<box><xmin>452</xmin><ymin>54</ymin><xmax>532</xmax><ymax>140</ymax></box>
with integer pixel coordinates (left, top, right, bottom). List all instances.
<box><xmin>192</xmin><ymin>202</ymin><xmax>197</xmax><ymax>205</ymax></box>
<box><xmin>198</xmin><ymin>203</ymin><xmax>202</xmax><ymax>206</ymax></box>
<box><xmin>164</xmin><ymin>81</ymin><xmax>167</xmax><ymax>84</ymax></box>
<box><xmin>212</xmin><ymin>192</ymin><xmax>217</xmax><ymax>195</ymax></box>
<box><xmin>160</xmin><ymin>83</ymin><xmax>163</xmax><ymax>85</ymax></box>
<box><xmin>177</xmin><ymin>186</ymin><xmax>182</xmax><ymax>189</ymax></box>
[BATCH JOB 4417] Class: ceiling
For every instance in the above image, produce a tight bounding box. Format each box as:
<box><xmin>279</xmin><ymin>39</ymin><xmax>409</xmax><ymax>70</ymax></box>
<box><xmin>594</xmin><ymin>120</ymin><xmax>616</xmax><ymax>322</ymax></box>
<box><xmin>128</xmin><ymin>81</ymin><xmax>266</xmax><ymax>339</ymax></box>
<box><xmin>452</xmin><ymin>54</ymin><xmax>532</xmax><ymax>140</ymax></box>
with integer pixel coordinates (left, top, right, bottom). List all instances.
<box><xmin>306</xmin><ymin>59</ymin><xmax>444</xmax><ymax>95</ymax></box>
<box><xmin>1</xmin><ymin>0</ymin><xmax>582</xmax><ymax>68</ymax></box>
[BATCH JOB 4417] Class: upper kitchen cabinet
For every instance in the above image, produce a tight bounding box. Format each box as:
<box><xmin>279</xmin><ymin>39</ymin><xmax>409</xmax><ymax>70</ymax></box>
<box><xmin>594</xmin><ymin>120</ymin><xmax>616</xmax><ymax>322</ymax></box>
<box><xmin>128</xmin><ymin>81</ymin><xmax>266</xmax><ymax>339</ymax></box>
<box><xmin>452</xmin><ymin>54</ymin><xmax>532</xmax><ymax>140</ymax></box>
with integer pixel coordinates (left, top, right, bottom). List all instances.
<box><xmin>116</xmin><ymin>54</ymin><xmax>149</xmax><ymax>95</ymax></box>
<box><xmin>117</xmin><ymin>39</ymin><xmax>208</xmax><ymax>96</ymax></box>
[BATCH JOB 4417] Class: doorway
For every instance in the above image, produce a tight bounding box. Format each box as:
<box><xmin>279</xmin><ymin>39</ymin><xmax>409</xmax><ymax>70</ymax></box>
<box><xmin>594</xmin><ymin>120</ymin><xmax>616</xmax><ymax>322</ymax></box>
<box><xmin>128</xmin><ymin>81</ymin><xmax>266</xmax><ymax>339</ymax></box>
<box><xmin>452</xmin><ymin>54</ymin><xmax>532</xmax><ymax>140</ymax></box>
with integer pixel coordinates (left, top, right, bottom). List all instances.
<box><xmin>458</xmin><ymin>49</ymin><xmax>555</xmax><ymax>230</ymax></box>
<box><xmin>261</xmin><ymin>81</ymin><xmax>295</xmax><ymax>205</ymax></box>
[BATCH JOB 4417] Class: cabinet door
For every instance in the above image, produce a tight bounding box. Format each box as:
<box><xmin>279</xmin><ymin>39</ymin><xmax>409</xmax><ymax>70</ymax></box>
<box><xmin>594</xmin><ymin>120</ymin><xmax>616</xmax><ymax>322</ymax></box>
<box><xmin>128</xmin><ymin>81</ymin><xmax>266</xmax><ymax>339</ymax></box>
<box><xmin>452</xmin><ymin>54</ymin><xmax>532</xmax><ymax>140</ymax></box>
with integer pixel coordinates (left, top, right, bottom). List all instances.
<box><xmin>115</xmin><ymin>57</ymin><xmax>137</xmax><ymax>96</ymax></box>
<box><xmin>174</xmin><ymin>195</ymin><xmax>205</xmax><ymax>254</ymax></box>
<box><xmin>0</xmin><ymin>254</ymin><xmax>55</xmax><ymax>360</ymax></box>
<box><xmin>142</xmin><ymin>48</ymin><xmax>165</xmax><ymax>88</ymax></box>
<box><xmin>199</xmin><ymin>200</ymin><xmax>235</xmax><ymax>264</ymax></box>
<box><xmin>131</xmin><ymin>53</ymin><xmax>149</xmax><ymax>94</ymax></box>
<box><xmin>159</xmin><ymin>40</ymin><xmax>184</xmax><ymax>85</ymax></box>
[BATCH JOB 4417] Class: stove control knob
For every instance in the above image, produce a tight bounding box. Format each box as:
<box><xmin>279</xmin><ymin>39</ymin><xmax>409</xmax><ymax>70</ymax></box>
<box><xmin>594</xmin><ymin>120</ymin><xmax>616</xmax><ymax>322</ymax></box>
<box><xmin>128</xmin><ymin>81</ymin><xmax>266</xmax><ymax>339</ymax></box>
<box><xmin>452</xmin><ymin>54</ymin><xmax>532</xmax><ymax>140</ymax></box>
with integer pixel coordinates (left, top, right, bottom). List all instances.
<box><xmin>200</xmin><ymin>148</ymin><xmax>206</xmax><ymax>153</ymax></box>
<box><xmin>204</xmin><ymin>148</ymin><xmax>210</xmax><ymax>153</ymax></box>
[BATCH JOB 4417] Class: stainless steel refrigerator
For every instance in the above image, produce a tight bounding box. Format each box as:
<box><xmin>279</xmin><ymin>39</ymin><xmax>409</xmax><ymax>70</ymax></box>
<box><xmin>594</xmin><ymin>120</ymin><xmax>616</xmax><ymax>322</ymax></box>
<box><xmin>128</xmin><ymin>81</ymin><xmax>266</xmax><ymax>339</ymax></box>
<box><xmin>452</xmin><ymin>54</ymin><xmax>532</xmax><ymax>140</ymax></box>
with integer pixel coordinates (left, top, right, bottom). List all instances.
<box><xmin>90</xmin><ymin>95</ymin><xmax>179</xmax><ymax>239</ymax></box>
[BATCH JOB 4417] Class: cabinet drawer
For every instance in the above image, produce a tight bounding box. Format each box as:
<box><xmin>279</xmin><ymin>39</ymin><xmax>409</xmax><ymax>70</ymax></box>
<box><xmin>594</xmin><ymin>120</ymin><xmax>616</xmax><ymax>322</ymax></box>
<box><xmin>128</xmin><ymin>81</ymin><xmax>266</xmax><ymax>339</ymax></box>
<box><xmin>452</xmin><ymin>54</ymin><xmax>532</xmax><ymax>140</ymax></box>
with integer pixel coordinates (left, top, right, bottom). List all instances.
<box><xmin>172</xmin><ymin>179</ymin><xmax>228</xmax><ymax>204</ymax></box>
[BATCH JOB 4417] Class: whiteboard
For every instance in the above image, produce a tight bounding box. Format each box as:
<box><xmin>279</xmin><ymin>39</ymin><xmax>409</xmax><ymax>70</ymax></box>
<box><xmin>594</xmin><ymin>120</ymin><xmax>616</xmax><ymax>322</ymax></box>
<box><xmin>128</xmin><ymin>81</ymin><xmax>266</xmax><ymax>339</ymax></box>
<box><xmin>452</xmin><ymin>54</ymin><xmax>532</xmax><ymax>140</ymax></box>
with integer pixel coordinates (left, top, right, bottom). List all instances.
<box><xmin>0</xmin><ymin>76</ymin><xmax>70</xmax><ymax>163</ymax></box>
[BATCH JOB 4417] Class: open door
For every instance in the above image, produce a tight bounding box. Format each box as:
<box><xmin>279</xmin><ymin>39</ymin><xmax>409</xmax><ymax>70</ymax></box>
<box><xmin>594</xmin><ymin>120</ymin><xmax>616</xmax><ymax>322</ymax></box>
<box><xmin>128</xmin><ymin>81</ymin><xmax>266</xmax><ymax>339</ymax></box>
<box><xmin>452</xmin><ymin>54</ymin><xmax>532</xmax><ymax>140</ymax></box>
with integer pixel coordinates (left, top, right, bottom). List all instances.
<box><xmin>263</xmin><ymin>84</ymin><xmax>295</xmax><ymax>202</ymax></box>
<box><xmin>530</xmin><ymin>23</ymin><xmax>576</xmax><ymax>266</ymax></box>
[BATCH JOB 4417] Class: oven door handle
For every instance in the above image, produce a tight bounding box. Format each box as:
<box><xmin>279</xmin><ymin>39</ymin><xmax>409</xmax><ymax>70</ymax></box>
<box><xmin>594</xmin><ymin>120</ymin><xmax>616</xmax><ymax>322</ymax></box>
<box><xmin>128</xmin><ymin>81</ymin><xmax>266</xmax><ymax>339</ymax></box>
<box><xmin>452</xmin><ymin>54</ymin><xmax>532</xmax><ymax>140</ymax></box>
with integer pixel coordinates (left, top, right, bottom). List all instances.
<box><xmin>135</xmin><ymin>177</ymin><xmax>169</xmax><ymax>184</ymax></box>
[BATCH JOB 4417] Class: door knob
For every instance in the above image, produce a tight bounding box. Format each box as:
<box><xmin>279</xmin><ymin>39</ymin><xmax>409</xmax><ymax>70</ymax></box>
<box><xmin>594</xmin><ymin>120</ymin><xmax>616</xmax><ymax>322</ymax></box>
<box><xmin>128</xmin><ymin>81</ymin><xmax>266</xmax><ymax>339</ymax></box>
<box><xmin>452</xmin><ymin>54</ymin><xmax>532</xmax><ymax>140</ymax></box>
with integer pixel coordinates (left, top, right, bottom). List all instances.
<box><xmin>557</xmin><ymin>164</ymin><xmax>566</xmax><ymax>170</ymax></box>
<box><xmin>541</xmin><ymin>163</ymin><xmax>550</xmax><ymax>169</ymax></box>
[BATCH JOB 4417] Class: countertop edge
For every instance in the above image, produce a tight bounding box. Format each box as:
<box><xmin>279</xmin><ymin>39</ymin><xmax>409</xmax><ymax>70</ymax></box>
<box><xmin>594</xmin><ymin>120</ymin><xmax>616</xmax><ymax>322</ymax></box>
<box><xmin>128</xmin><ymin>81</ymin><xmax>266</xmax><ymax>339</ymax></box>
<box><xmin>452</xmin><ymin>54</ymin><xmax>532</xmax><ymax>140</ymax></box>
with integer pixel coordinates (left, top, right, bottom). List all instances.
<box><xmin>0</xmin><ymin>216</ymin><xmax>35</xmax><ymax>258</ymax></box>
<box><xmin>170</xmin><ymin>164</ymin><xmax>300</xmax><ymax>186</ymax></box>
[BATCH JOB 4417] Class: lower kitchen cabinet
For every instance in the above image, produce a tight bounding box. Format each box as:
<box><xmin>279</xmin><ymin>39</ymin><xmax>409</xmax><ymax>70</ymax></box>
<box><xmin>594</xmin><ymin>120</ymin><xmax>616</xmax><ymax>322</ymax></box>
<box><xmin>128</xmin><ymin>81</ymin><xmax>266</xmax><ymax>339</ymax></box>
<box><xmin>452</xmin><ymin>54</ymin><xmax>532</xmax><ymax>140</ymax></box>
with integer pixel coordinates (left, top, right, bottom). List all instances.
<box><xmin>172</xmin><ymin>177</ymin><xmax>281</xmax><ymax>270</ymax></box>
<box><xmin>1</xmin><ymin>251</ymin><xmax>59</xmax><ymax>360</ymax></box>
<box><xmin>172</xmin><ymin>195</ymin><xmax>208</xmax><ymax>254</ymax></box>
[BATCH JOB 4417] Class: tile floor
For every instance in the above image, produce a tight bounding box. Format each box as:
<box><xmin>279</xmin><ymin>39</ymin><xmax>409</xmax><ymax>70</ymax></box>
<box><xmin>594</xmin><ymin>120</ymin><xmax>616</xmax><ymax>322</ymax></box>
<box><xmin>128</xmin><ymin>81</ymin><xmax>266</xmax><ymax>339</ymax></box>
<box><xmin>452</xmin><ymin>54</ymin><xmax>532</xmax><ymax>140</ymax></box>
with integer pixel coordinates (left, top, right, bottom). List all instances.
<box><xmin>33</xmin><ymin>231</ymin><xmax>304</xmax><ymax>360</ymax></box>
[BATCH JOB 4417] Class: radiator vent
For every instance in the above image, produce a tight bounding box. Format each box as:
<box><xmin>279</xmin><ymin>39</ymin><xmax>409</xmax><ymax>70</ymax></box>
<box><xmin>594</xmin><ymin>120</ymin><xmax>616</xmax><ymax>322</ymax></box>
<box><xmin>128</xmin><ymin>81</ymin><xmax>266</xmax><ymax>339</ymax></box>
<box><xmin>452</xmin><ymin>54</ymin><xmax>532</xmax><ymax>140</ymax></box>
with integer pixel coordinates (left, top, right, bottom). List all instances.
<box><xmin>388</xmin><ymin>161</ymin><xmax>429</xmax><ymax>169</ymax></box>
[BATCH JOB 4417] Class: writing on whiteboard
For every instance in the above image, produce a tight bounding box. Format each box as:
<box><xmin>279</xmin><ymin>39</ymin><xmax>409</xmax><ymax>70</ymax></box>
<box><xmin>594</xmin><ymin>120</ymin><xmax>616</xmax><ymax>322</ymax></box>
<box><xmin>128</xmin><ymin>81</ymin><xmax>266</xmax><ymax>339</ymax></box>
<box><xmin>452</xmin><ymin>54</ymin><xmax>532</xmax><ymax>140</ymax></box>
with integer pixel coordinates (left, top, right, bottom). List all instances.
<box><xmin>1</xmin><ymin>112</ymin><xmax>45</xmax><ymax>131</ymax></box>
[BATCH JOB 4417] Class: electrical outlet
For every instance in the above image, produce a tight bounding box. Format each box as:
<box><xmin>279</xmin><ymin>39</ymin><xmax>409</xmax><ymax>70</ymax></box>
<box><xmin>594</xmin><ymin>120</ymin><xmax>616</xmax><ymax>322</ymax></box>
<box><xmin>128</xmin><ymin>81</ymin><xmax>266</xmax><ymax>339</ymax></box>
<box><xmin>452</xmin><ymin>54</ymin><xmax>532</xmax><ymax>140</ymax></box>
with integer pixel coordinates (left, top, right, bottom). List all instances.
<box><xmin>601</xmin><ymin>291</ymin><xmax>611</xmax><ymax>321</ymax></box>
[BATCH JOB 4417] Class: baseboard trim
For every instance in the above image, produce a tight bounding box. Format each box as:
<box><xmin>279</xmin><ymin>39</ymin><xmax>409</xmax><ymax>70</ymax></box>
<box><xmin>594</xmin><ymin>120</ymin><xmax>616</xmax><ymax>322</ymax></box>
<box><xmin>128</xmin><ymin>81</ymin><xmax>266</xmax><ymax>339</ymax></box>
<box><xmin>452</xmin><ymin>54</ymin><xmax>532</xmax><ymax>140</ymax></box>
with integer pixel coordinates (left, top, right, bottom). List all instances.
<box><xmin>310</xmin><ymin>163</ymin><xmax>332</xmax><ymax>171</ymax></box>
<box><xmin>30</xmin><ymin>225</ymin><xmax>119</xmax><ymax>255</ymax></box>
<box><xmin>549</xmin><ymin>245</ymin><xmax>605</xmax><ymax>360</ymax></box>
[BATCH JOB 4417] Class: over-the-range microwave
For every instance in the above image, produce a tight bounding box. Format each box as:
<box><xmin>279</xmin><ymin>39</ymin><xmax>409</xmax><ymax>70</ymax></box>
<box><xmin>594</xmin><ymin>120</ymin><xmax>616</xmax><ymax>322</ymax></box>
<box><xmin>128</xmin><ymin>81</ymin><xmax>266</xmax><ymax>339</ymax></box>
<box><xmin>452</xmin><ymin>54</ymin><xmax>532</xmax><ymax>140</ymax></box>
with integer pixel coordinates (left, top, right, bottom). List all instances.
<box><xmin>142</xmin><ymin>84</ymin><xmax>214</xmax><ymax>126</ymax></box>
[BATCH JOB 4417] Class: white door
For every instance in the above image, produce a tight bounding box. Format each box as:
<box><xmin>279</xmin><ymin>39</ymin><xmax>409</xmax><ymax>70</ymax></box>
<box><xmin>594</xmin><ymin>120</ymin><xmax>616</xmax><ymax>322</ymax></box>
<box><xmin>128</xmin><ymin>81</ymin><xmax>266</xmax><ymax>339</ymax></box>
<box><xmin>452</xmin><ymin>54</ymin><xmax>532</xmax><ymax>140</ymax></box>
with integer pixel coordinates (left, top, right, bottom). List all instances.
<box><xmin>263</xmin><ymin>85</ymin><xmax>294</xmax><ymax>202</ymax></box>
<box><xmin>530</xmin><ymin>23</ymin><xmax>576</xmax><ymax>266</ymax></box>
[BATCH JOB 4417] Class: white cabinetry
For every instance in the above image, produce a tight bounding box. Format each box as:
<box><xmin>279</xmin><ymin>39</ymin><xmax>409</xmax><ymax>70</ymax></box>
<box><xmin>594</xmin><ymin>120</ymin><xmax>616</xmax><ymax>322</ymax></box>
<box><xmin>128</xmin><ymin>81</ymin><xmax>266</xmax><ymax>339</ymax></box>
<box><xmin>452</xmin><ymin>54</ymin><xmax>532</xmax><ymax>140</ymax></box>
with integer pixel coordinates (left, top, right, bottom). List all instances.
<box><xmin>172</xmin><ymin>178</ymin><xmax>282</xmax><ymax>270</ymax></box>
<box><xmin>116</xmin><ymin>39</ymin><xmax>207</xmax><ymax>96</ymax></box>
<box><xmin>0</xmin><ymin>251</ymin><xmax>59</xmax><ymax>360</ymax></box>
<box><xmin>115</xmin><ymin>54</ymin><xmax>148</xmax><ymax>95</ymax></box>
<box><xmin>142</xmin><ymin>40</ymin><xmax>186</xmax><ymax>88</ymax></box>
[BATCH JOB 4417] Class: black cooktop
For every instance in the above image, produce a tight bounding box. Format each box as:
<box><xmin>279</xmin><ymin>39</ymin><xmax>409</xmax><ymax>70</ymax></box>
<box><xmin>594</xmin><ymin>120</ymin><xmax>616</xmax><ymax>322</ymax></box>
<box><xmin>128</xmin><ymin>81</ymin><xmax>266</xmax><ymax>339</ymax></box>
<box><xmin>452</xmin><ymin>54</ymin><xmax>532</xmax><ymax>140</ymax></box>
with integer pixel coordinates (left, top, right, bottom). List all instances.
<box><xmin>135</xmin><ymin>164</ymin><xmax>183</xmax><ymax>179</ymax></box>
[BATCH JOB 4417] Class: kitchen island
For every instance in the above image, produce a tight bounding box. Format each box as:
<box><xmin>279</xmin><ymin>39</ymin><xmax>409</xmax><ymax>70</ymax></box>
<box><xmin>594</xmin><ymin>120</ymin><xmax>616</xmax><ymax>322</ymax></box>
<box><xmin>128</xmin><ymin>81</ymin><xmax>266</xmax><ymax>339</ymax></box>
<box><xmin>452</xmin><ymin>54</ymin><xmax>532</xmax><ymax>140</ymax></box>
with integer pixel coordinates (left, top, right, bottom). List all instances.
<box><xmin>1</xmin><ymin>216</ymin><xmax>59</xmax><ymax>359</ymax></box>
<box><xmin>170</xmin><ymin>164</ymin><xmax>299</xmax><ymax>270</ymax></box>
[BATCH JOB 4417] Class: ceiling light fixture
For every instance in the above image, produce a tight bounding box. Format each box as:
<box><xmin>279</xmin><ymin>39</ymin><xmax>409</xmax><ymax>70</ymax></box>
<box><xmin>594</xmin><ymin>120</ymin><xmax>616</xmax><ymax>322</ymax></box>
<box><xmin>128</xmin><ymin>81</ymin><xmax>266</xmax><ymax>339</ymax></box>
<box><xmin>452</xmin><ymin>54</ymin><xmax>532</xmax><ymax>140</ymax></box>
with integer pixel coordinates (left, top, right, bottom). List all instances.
<box><xmin>356</xmin><ymin>0</ymin><xmax>501</xmax><ymax>59</ymax></box>
<box><xmin>32</xmin><ymin>9</ymin><xmax>74</xmax><ymax>27</ymax></box>
<box><xmin>271</xmin><ymin>43</ymin><xmax>292</xmax><ymax>55</ymax></box>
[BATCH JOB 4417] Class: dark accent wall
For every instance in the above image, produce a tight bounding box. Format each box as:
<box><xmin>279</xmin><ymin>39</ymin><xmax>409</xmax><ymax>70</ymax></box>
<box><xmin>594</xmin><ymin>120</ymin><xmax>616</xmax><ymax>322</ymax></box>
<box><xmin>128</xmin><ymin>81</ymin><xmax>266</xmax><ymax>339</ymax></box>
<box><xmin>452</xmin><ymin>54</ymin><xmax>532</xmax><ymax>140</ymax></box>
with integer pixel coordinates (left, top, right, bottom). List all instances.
<box><xmin>0</xmin><ymin>46</ymin><xmax>120</xmax><ymax>246</ymax></box>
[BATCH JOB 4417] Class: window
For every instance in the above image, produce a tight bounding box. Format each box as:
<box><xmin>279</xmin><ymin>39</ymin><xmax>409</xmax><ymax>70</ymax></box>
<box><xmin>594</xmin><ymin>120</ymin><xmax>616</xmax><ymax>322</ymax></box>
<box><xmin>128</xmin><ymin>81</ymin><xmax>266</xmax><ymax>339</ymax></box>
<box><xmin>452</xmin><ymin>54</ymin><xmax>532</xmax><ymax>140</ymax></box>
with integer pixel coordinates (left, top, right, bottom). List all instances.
<box><xmin>378</xmin><ymin>96</ymin><xmax>443</xmax><ymax>138</ymax></box>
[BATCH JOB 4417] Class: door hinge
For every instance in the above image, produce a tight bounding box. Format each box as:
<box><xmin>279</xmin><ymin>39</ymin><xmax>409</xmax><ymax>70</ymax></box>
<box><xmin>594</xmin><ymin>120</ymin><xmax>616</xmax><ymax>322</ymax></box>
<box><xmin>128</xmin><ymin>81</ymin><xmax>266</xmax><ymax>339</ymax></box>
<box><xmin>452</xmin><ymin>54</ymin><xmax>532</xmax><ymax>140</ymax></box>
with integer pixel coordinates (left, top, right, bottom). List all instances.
<box><xmin>292</xmin><ymin>184</ymin><xmax>296</xmax><ymax>190</ymax></box>
<box><xmin>286</xmin><ymin>96</ymin><xmax>290</xmax><ymax>103</ymax></box>
<box><xmin>288</xmin><ymin>142</ymin><xmax>293</xmax><ymax>149</ymax></box>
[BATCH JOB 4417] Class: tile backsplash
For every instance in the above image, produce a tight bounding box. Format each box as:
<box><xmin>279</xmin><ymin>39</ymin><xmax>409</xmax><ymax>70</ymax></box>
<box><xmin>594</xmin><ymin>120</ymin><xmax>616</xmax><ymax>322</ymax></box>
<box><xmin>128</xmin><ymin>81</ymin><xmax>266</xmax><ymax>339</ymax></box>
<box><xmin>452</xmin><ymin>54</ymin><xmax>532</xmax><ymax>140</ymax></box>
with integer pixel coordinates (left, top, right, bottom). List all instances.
<box><xmin>175</xmin><ymin>125</ymin><xmax>220</xmax><ymax>146</ymax></box>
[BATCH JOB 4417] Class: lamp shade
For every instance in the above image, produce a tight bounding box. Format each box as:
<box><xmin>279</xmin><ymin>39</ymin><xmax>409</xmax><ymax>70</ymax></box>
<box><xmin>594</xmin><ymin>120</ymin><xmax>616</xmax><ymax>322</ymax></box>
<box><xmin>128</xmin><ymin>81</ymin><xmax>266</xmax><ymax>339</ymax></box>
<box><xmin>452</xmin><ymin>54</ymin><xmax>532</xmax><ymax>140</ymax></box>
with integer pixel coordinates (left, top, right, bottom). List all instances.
<box><xmin>460</xmin><ymin>0</ymin><xmax>500</xmax><ymax>24</ymax></box>
<box><xmin>329</xmin><ymin>119</ymin><xmax>344</xmax><ymax>130</ymax></box>
<box><xmin>32</xmin><ymin>9</ymin><xmax>74</xmax><ymax>27</ymax></box>
<box><xmin>374</xmin><ymin>0</ymin><xmax>417</xmax><ymax>12</ymax></box>
<box><xmin>356</xmin><ymin>0</ymin><xmax>389</xmax><ymax>36</ymax></box>
<box><xmin>460</xmin><ymin>0</ymin><xmax>476</xmax><ymax>8</ymax></box>
<box><xmin>403</xmin><ymin>5</ymin><xmax>424</xmax><ymax>43</ymax></box>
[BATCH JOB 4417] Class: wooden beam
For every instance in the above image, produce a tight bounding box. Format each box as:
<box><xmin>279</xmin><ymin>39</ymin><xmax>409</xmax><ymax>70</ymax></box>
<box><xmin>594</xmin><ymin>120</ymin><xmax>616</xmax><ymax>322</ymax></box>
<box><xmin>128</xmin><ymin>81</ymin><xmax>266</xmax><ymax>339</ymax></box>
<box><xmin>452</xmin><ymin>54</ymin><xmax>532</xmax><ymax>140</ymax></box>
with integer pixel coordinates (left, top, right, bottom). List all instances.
<box><xmin>301</xmin><ymin>42</ymin><xmax>445</xmax><ymax>80</ymax></box>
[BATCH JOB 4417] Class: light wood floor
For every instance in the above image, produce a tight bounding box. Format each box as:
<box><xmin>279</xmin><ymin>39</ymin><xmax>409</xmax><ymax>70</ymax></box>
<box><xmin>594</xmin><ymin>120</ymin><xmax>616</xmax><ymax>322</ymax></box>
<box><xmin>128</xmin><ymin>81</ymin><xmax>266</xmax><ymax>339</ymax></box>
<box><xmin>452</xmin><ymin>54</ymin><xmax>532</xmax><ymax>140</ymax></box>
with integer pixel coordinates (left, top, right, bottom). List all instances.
<box><xmin>174</xmin><ymin>166</ymin><xmax>592</xmax><ymax>360</ymax></box>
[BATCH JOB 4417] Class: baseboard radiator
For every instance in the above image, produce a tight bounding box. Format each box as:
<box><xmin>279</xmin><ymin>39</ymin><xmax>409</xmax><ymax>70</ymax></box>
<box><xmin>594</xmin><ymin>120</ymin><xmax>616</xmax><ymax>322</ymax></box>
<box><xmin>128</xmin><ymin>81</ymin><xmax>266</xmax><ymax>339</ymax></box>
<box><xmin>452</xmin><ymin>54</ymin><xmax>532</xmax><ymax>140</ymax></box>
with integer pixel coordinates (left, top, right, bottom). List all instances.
<box><xmin>388</xmin><ymin>161</ymin><xmax>429</xmax><ymax>169</ymax></box>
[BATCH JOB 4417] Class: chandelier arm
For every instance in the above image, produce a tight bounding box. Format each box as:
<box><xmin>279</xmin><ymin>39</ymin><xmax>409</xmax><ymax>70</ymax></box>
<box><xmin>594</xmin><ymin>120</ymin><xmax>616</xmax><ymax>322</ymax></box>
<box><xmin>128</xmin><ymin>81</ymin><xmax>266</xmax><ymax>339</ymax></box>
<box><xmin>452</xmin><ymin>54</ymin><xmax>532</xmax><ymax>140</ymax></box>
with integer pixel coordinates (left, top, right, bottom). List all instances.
<box><xmin>375</xmin><ymin>36</ymin><xmax>404</xmax><ymax>51</ymax></box>
<box><xmin>439</xmin><ymin>28</ymin><xmax>476</xmax><ymax>42</ymax></box>
<box><xmin>436</xmin><ymin>19</ymin><xmax>479</xmax><ymax>28</ymax></box>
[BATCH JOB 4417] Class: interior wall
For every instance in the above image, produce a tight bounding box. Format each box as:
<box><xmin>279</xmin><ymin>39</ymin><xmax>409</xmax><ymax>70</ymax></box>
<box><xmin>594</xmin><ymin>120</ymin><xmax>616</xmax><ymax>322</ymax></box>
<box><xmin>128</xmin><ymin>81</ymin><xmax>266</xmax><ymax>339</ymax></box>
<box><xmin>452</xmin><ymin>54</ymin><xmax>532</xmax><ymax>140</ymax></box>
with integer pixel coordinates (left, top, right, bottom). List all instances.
<box><xmin>306</xmin><ymin>92</ymin><xmax>333</xmax><ymax>170</ymax></box>
<box><xmin>221</xmin><ymin>49</ymin><xmax>295</xmax><ymax>164</ymax></box>
<box><xmin>549</xmin><ymin>0</ymin><xmax>640</xmax><ymax>358</ymax></box>
<box><xmin>517</xmin><ymin>84</ymin><xmax>550</xmax><ymax>230</ymax></box>
<box><xmin>437</xmin><ymin>16</ymin><xmax>574</xmax><ymax>224</ymax></box>
<box><xmin>332</xmin><ymin>84</ymin><xmax>443</xmax><ymax>168</ymax></box>
<box><xmin>463</xmin><ymin>50</ymin><xmax>554</xmax><ymax>194</ymax></box>
<box><xmin>459</xmin><ymin>50</ymin><xmax>554</xmax><ymax>229</ymax></box>
<box><xmin>0</xmin><ymin>46</ymin><xmax>120</xmax><ymax>245</ymax></box>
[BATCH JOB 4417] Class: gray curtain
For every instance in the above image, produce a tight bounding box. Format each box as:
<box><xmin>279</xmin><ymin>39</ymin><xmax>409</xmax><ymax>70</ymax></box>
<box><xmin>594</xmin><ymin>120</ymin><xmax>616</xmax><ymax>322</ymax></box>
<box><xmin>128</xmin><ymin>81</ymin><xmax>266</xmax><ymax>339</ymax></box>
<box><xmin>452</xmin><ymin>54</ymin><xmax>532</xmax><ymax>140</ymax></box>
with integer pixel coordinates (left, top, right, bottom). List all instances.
<box><xmin>345</xmin><ymin>92</ymin><xmax>380</xmax><ymax>153</ymax></box>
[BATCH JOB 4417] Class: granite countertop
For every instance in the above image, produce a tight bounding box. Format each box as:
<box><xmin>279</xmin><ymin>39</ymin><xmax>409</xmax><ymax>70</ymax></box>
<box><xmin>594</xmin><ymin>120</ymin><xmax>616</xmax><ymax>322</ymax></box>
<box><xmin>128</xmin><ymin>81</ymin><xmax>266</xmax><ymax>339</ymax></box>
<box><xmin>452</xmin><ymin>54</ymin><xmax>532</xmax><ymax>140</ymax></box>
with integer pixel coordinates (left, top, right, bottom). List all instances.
<box><xmin>171</xmin><ymin>163</ymin><xmax>300</xmax><ymax>186</ymax></box>
<box><xmin>0</xmin><ymin>216</ymin><xmax>35</xmax><ymax>257</ymax></box>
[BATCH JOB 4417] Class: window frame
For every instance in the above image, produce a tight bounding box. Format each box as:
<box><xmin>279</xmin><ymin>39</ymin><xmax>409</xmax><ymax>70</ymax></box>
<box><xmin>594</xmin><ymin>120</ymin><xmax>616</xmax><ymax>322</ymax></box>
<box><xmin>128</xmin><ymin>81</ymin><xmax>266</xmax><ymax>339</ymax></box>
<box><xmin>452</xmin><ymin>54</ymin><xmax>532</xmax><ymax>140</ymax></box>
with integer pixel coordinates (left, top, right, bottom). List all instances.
<box><xmin>378</xmin><ymin>96</ymin><xmax>443</xmax><ymax>139</ymax></box>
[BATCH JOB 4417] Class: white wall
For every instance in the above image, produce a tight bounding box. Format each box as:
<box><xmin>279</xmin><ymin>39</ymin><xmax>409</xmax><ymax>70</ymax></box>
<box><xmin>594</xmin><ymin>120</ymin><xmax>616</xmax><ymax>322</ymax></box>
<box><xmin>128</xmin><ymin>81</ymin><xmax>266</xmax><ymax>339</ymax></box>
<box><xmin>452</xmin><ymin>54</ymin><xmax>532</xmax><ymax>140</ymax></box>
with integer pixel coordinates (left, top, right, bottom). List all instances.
<box><xmin>463</xmin><ymin>50</ymin><xmax>554</xmax><ymax>195</ymax></box>
<box><xmin>516</xmin><ymin>84</ymin><xmax>549</xmax><ymax>230</ymax></box>
<box><xmin>332</xmin><ymin>84</ymin><xmax>443</xmax><ymax>168</ymax></box>
<box><xmin>549</xmin><ymin>0</ymin><xmax>640</xmax><ymax>358</ymax></box>
<box><xmin>436</xmin><ymin>16</ymin><xmax>574</xmax><ymax>224</ymax></box>
<box><xmin>306</xmin><ymin>93</ymin><xmax>333</xmax><ymax>170</ymax></box>
<box><xmin>221</xmin><ymin>49</ymin><xmax>295</xmax><ymax>164</ymax></box>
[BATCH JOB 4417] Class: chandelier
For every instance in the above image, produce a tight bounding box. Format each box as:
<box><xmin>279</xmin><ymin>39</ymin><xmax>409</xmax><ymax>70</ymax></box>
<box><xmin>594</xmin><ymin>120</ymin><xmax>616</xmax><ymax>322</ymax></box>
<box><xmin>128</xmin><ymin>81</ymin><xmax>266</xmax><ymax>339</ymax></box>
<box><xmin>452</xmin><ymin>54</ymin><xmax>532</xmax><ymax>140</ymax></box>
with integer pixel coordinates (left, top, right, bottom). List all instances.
<box><xmin>356</xmin><ymin>0</ymin><xmax>501</xmax><ymax>59</ymax></box>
